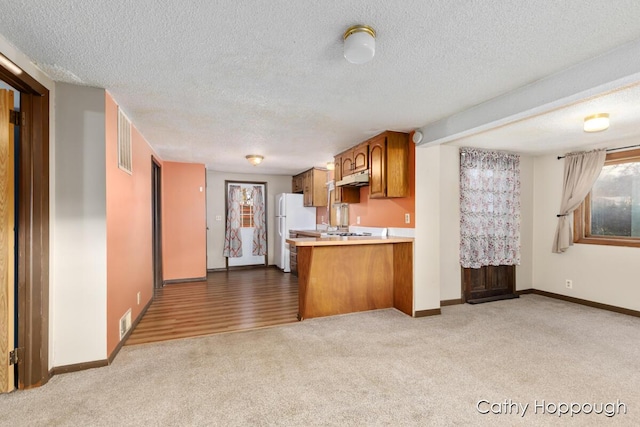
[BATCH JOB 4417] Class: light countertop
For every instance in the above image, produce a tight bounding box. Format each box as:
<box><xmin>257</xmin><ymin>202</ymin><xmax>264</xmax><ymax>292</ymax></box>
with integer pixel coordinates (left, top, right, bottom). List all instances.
<box><xmin>286</xmin><ymin>236</ymin><xmax>414</xmax><ymax>247</ymax></box>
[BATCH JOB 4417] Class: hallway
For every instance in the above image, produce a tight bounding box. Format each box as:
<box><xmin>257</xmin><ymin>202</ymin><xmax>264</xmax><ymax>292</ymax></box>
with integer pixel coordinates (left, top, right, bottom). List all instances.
<box><xmin>126</xmin><ymin>268</ymin><xmax>298</xmax><ymax>345</ymax></box>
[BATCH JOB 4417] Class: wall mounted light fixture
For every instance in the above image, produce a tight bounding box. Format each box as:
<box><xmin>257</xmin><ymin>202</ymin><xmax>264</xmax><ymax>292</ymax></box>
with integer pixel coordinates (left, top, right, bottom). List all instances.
<box><xmin>584</xmin><ymin>113</ymin><xmax>610</xmax><ymax>132</ymax></box>
<box><xmin>343</xmin><ymin>25</ymin><xmax>376</xmax><ymax>64</ymax></box>
<box><xmin>326</xmin><ymin>161</ymin><xmax>335</xmax><ymax>171</ymax></box>
<box><xmin>246</xmin><ymin>154</ymin><xmax>264</xmax><ymax>166</ymax></box>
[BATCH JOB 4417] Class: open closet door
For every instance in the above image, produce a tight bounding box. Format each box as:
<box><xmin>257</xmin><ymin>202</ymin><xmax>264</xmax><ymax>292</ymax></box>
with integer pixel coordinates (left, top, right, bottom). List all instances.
<box><xmin>0</xmin><ymin>89</ymin><xmax>16</xmax><ymax>393</ymax></box>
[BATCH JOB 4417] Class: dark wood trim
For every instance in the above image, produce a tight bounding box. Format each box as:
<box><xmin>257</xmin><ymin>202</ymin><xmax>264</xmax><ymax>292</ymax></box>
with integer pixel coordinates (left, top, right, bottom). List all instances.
<box><xmin>163</xmin><ymin>277</ymin><xmax>207</xmax><ymax>285</ymax></box>
<box><xmin>522</xmin><ymin>289</ymin><xmax>640</xmax><ymax>318</ymax></box>
<box><xmin>440</xmin><ymin>298</ymin><xmax>463</xmax><ymax>306</ymax></box>
<box><xmin>516</xmin><ymin>288</ymin><xmax>536</xmax><ymax>295</ymax></box>
<box><xmin>51</xmin><ymin>359</ymin><xmax>109</xmax><ymax>376</ymax></box>
<box><xmin>108</xmin><ymin>297</ymin><xmax>153</xmax><ymax>363</ymax></box>
<box><xmin>414</xmin><ymin>308</ymin><xmax>441</xmax><ymax>318</ymax></box>
<box><xmin>0</xmin><ymin>54</ymin><xmax>47</xmax><ymax>95</ymax></box>
<box><xmin>1</xmin><ymin>56</ymin><xmax>51</xmax><ymax>389</ymax></box>
<box><xmin>573</xmin><ymin>149</ymin><xmax>640</xmax><ymax>249</ymax></box>
<box><xmin>151</xmin><ymin>157</ymin><xmax>163</xmax><ymax>290</ymax></box>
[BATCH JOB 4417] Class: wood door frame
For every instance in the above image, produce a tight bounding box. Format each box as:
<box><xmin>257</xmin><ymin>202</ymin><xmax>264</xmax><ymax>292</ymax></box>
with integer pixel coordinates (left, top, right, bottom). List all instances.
<box><xmin>151</xmin><ymin>157</ymin><xmax>163</xmax><ymax>291</ymax></box>
<box><xmin>0</xmin><ymin>56</ymin><xmax>50</xmax><ymax>389</ymax></box>
<box><xmin>223</xmin><ymin>180</ymin><xmax>268</xmax><ymax>269</ymax></box>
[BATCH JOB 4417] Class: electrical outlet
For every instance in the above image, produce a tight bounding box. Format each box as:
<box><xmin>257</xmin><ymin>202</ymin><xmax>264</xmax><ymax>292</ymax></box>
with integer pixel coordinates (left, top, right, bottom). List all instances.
<box><xmin>137</xmin><ymin>291</ymin><xmax>141</xmax><ymax>305</ymax></box>
<box><xmin>405</xmin><ymin>213</ymin><xmax>410</xmax><ymax>224</ymax></box>
<box><xmin>356</xmin><ymin>216</ymin><xmax>361</xmax><ymax>225</ymax></box>
<box><xmin>565</xmin><ymin>279</ymin><xmax>573</xmax><ymax>289</ymax></box>
<box><xmin>215</xmin><ymin>215</ymin><xmax>222</xmax><ymax>221</ymax></box>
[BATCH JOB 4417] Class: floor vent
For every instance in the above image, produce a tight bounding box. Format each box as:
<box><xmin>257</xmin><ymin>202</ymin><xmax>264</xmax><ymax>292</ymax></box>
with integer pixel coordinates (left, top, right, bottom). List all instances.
<box><xmin>120</xmin><ymin>309</ymin><xmax>132</xmax><ymax>340</ymax></box>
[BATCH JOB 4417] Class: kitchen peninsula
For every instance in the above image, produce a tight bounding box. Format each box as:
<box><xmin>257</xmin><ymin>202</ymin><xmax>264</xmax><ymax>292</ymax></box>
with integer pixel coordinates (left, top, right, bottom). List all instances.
<box><xmin>286</xmin><ymin>236</ymin><xmax>414</xmax><ymax>320</ymax></box>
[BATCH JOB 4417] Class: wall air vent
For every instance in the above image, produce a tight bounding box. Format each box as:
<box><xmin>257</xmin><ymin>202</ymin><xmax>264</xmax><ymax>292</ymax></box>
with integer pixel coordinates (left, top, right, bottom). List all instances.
<box><xmin>119</xmin><ymin>309</ymin><xmax>132</xmax><ymax>340</ymax></box>
<box><xmin>117</xmin><ymin>107</ymin><xmax>132</xmax><ymax>174</ymax></box>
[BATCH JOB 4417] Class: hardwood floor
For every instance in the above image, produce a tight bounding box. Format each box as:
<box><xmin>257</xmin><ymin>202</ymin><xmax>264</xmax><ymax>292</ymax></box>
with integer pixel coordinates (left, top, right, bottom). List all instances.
<box><xmin>125</xmin><ymin>267</ymin><xmax>299</xmax><ymax>345</ymax></box>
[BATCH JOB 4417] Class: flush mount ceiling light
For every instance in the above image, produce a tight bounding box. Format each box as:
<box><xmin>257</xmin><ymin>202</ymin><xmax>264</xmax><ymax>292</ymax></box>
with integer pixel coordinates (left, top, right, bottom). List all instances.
<box><xmin>246</xmin><ymin>154</ymin><xmax>264</xmax><ymax>166</ymax></box>
<box><xmin>584</xmin><ymin>113</ymin><xmax>610</xmax><ymax>132</ymax></box>
<box><xmin>343</xmin><ymin>25</ymin><xmax>376</xmax><ymax>64</ymax></box>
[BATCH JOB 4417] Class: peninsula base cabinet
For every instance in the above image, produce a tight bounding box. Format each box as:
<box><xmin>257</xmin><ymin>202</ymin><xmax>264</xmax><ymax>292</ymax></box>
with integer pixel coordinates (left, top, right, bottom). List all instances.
<box><xmin>293</xmin><ymin>240</ymin><xmax>413</xmax><ymax>319</ymax></box>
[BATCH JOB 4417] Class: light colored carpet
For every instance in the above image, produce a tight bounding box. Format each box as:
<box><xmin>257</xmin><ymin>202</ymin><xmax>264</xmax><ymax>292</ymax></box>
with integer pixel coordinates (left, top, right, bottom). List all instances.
<box><xmin>1</xmin><ymin>294</ymin><xmax>639</xmax><ymax>426</ymax></box>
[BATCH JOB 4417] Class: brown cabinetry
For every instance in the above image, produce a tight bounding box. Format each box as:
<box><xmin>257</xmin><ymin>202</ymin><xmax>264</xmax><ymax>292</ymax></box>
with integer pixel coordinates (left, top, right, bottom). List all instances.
<box><xmin>289</xmin><ymin>231</ymin><xmax>298</xmax><ymax>276</ymax></box>
<box><xmin>333</xmin><ymin>153</ymin><xmax>360</xmax><ymax>204</ymax></box>
<box><xmin>462</xmin><ymin>265</ymin><xmax>516</xmax><ymax>303</ymax></box>
<box><xmin>292</xmin><ymin>174</ymin><xmax>304</xmax><ymax>193</ymax></box>
<box><xmin>338</xmin><ymin>142</ymin><xmax>369</xmax><ymax>176</ymax></box>
<box><xmin>369</xmin><ymin>131</ymin><xmax>410</xmax><ymax>199</ymax></box>
<box><xmin>292</xmin><ymin>167</ymin><xmax>327</xmax><ymax>207</ymax></box>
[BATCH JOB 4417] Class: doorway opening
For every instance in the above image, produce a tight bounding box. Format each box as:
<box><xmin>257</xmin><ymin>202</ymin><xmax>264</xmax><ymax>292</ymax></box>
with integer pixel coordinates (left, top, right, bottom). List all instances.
<box><xmin>0</xmin><ymin>54</ymin><xmax>50</xmax><ymax>390</ymax></box>
<box><xmin>224</xmin><ymin>181</ymin><xmax>268</xmax><ymax>268</ymax></box>
<box><xmin>151</xmin><ymin>157</ymin><xmax>163</xmax><ymax>291</ymax></box>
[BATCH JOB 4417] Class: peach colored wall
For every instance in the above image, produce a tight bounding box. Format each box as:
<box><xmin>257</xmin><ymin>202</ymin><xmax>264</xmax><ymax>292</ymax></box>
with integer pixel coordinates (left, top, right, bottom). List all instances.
<box><xmin>348</xmin><ymin>137</ymin><xmax>415</xmax><ymax>228</ymax></box>
<box><xmin>105</xmin><ymin>92</ymin><xmax>160</xmax><ymax>356</ymax></box>
<box><xmin>162</xmin><ymin>161</ymin><xmax>207</xmax><ymax>281</ymax></box>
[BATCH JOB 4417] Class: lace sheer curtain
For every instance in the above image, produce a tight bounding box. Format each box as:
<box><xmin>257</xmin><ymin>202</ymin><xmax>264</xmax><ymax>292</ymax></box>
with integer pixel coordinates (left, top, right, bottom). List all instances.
<box><xmin>223</xmin><ymin>185</ymin><xmax>243</xmax><ymax>257</ymax></box>
<box><xmin>552</xmin><ymin>149</ymin><xmax>606</xmax><ymax>253</ymax></box>
<box><xmin>251</xmin><ymin>186</ymin><xmax>267</xmax><ymax>256</ymax></box>
<box><xmin>459</xmin><ymin>148</ymin><xmax>521</xmax><ymax>268</ymax></box>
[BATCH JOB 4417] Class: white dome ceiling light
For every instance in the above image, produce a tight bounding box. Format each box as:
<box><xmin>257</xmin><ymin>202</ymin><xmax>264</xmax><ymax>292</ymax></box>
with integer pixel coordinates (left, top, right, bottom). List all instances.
<box><xmin>246</xmin><ymin>154</ymin><xmax>264</xmax><ymax>166</ymax></box>
<box><xmin>343</xmin><ymin>25</ymin><xmax>376</xmax><ymax>64</ymax></box>
<box><xmin>584</xmin><ymin>113</ymin><xmax>610</xmax><ymax>132</ymax></box>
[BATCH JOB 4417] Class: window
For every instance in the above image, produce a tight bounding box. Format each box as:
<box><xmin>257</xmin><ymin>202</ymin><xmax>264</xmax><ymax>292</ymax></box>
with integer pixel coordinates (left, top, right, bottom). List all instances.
<box><xmin>240</xmin><ymin>187</ymin><xmax>254</xmax><ymax>228</ymax></box>
<box><xmin>574</xmin><ymin>148</ymin><xmax>640</xmax><ymax>248</ymax></box>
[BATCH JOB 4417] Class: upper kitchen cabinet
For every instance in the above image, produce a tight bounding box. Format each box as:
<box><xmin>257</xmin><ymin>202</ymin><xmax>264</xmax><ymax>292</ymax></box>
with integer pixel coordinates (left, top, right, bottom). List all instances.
<box><xmin>339</xmin><ymin>142</ymin><xmax>369</xmax><ymax>176</ymax></box>
<box><xmin>292</xmin><ymin>174</ymin><xmax>304</xmax><ymax>193</ymax></box>
<box><xmin>292</xmin><ymin>167</ymin><xmax>328</xmax><ymax>207</ymax></box>
<box><xmin>333</xmin><ymin>153</ymin><xmax>360</xmax><ymax>204</ymax></box>
<box><xmin>369</xmin><ymin>131</ymin><xmax>410</xmax><ymax>199</ymax></box>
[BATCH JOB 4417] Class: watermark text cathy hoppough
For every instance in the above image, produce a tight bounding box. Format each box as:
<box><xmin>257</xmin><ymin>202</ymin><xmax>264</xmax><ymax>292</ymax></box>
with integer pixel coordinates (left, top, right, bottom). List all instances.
<box><xmin>476</xmin><ymin>399</ymin><xmax>627</xmax><ymax>418</ymax></box>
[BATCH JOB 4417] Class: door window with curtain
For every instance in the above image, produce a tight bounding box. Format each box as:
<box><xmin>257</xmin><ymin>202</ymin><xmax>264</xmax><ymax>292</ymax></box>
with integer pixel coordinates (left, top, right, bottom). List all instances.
<box><xmin>225</xmin><ymin>182</ymin><xmax>267</xmax><ymax>267</ymax></box>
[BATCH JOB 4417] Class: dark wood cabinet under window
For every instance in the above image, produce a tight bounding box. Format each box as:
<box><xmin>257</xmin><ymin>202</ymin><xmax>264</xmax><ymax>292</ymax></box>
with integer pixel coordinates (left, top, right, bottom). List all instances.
<box><xmin>461</xmin><ymin>265</ymin><xmax>516</xmax><ymax>303</ymax></box>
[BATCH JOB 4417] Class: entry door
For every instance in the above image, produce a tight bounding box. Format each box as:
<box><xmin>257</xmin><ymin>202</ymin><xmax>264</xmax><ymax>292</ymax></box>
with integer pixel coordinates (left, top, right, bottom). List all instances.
<box><xmin>0</xmin><ymin>89</ymin><xmax>15</xmax><ymax>393</ymax></box>
<box><xmin>462</xmin><ymin>265</ymin><xmax>516</xmax><ymax>303</ymax></box>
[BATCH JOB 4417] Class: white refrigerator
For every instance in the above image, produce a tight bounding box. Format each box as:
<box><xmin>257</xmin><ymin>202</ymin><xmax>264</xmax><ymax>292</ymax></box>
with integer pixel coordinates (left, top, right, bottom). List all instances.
<box><xmin>274</xmin><ymin>193</ymin><xmax>317</xmax><ymax>272</ymax></box>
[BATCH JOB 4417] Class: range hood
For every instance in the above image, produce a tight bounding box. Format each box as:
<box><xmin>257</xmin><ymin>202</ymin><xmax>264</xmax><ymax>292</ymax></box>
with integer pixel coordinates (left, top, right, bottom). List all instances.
<box><xmin>336</xmin><ymin>170</ymin><xmax>370</xmax><ymax>187</ymax></box>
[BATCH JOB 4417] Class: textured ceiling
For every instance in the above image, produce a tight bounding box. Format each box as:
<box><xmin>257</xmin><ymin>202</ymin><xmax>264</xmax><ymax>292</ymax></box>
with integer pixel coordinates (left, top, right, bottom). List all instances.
<box><xmin>2</xmin><ymin>1</ymin><xmax>640</xmax><ymax>174</ymax></box>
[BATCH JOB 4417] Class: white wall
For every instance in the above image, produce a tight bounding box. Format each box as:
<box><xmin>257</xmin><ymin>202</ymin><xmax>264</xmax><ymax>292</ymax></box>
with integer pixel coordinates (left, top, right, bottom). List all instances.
<box><xmin>53</xmin><ymin>83</ymin><xmax>107</xmax><ymax>366</ymax></box>
<box><xmin>532</xmin><ymin>153</ymin><xmax>640</xmax><ymax>311</ymax></box>
<box><xmin>439</xmin><ymin>145</ymin><xmax>462</xmax><ymax>301</ymax></box>
<box><xmin>414</xmin><ymin>145</ymin><xmax>442</xmax><ymax>311</ymax></box>
<box><xmin>517</xmin><ymin>156</ymin><xmax>534</xmax><ymax>290</ymax></box>
<box><xmin>0</xmin><ymin>34</ymin><xmax>57</xmax><ymax>369</ymax></box>
<box><xmin>206</xmin><ymin>171</ymin><xmax>291</xmax><ymax>269</ymax></box>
